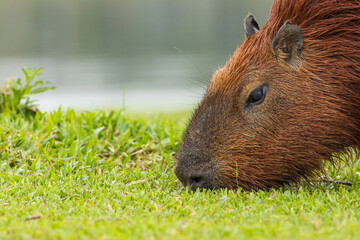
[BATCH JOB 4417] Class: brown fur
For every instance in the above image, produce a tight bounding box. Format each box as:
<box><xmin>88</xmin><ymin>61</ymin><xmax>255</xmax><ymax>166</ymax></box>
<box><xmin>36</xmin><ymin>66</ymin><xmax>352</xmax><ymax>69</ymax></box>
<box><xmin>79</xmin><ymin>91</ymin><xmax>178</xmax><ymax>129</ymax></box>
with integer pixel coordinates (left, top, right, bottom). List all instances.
<box><xmin>175</xmin><ymin>0</ymin><xmax>360</xmax><ymax>190</ymax></box>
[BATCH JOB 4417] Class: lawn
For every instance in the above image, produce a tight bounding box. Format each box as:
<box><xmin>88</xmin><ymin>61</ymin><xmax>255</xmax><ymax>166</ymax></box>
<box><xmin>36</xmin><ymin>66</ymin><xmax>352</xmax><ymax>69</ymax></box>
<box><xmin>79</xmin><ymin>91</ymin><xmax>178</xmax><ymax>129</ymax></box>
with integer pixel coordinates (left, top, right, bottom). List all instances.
<box><xmin>0</xmin><ymin>69</ymin><xmax>359</xmax><ymax>239</ymax></box>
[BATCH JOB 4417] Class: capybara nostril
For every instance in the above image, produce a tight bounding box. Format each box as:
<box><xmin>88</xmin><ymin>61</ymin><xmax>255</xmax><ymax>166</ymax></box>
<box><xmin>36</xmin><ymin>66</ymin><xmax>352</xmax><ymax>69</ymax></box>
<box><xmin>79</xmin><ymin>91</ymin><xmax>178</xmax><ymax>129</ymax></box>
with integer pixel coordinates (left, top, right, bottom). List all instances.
<box><xmin>190</xmin><ymin>176</ymin><xmax>202</xmax><ymax>185</ymax></box>
<box><xmin>189</xmin><ymin>175</ymin><xmax>204</xmax><ymax>188</ymax></box>
<box><xmin>188</xmin><ymin>174</ymin><xmax>212</xmax><ymax>191</ymax></box>
<box><xmin>175</xmin><ymin>156</ymin><xmax>217</xmax><ymax>190</ymax></box>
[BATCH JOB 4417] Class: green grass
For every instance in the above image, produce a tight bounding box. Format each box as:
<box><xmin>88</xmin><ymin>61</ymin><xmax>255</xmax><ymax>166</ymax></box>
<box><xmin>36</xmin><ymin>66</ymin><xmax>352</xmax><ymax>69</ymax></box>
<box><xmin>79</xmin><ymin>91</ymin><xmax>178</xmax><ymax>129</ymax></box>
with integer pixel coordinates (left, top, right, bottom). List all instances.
<box><xmin>0</xmin><ymin>69</ymin><xmax>359</xmax><ymax>239</ymax></box>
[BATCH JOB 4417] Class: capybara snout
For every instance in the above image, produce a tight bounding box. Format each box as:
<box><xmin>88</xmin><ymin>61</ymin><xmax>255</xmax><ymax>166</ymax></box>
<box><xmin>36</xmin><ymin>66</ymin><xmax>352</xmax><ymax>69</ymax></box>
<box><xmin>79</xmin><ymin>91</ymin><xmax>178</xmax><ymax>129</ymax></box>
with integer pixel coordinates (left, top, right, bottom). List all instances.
<box><xmin>175</xmin><ymin>142</ymin><xmax>218</xmax><ymax>191</ymax></box>
<box><xmin>175</xmin><ymin>167</ymin><xmax>216</xmax><ymax>191</ymax></box>
<box><xmin>175</xmin><ymin>0</ymin><xmax>360</xmax><ymax>191</ymax></box>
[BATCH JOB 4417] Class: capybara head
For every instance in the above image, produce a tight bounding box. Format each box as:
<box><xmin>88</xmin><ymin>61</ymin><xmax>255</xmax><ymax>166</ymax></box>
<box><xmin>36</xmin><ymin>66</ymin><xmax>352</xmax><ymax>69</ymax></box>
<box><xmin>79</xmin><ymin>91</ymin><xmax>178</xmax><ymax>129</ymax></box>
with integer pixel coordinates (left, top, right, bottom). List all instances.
<box><xmin>175</xmin><ymin>0</ymin><xmax>360</xmax><ymax>191</ymax></box>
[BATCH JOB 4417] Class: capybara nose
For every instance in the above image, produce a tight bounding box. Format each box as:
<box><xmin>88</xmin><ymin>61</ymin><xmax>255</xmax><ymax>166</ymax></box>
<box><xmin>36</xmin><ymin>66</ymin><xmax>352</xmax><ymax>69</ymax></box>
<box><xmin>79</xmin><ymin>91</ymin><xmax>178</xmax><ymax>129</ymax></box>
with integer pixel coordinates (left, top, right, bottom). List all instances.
<box><xmin>188</xmin><ymin>175</ymin><xmax>206</xmax><ymax>191</ymax></box>
<box><xmin>174</xmin><ymin>167</ymin><xmax>210</xmax><ymax>191</ymax></box>
<box><xmin>174</xmin><ymin>160</ymin><xmax>215</xmax><ymax>191</ymax></box>
<box><xmin>186</xmin><ymin>174</ymin><xmax>214</xmax><ymax>191</ymax></box>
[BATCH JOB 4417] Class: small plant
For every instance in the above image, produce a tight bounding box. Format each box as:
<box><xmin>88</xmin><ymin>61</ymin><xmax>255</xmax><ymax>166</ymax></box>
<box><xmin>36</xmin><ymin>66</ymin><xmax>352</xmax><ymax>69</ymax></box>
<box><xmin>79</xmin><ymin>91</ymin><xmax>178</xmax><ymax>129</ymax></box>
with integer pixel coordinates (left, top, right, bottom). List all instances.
<box><xmin>0</xmin><ymin>67</ymin><xmax>54</xmax><ymax>118</ymax></box>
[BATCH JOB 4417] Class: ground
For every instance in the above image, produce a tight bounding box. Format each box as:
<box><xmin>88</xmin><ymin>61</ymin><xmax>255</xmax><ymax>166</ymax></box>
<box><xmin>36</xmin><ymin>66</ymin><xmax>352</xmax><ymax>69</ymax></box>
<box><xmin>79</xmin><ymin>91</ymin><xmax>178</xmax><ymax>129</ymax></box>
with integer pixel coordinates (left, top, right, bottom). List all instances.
<box><xmin>0</xmin><ymin>107</ymin><xmax>359</xmax><ymax>240</ymax></box>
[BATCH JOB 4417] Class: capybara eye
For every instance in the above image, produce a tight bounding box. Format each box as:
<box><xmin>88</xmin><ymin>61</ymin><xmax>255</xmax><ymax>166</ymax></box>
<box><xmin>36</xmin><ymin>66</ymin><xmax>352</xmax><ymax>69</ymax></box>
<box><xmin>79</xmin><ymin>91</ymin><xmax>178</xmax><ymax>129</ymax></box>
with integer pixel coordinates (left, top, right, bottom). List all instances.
<box><xmin>245</xmin><ymin>84</ymin><xmax>268</xmax><ymax>109</ymax></box>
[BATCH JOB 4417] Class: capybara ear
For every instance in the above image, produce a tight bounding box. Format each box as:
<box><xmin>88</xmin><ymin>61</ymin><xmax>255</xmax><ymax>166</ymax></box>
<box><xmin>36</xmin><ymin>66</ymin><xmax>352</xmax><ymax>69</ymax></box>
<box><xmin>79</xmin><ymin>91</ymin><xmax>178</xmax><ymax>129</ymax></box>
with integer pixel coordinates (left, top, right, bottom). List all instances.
<box><xmin>244</xmin><ymin>14</ymin><xmax>260</xmax><ymax>37</ymax></box>
<box><xmin>272</xmin><ymin>21</ymin><xmax>303</xmax><ymax>67</ymax></box>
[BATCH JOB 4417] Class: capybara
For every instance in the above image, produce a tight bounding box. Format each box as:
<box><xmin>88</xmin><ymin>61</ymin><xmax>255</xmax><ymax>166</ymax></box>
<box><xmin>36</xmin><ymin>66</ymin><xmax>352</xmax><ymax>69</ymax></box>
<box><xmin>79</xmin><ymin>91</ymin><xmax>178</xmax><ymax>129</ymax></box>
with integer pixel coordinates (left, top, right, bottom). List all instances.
<box><xmin>175</xmin><ymin>0</ymin><xmax>360</xmax><ymax>191</ymax></box>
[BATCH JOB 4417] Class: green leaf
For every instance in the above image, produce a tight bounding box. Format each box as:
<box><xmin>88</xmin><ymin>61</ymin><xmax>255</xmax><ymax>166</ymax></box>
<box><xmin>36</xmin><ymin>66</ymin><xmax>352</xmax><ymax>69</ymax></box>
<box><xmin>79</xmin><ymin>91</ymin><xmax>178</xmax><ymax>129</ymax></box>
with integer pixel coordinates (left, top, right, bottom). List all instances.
<box><xmin>0</xmin><ymin>67</ymin><xmax>54</xmax><ymax>119</ymax></box>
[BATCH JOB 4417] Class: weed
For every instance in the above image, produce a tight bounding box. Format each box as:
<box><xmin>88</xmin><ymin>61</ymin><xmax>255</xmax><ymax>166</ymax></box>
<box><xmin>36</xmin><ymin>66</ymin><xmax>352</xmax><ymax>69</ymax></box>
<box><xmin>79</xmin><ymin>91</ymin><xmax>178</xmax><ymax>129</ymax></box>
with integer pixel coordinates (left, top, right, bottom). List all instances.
<box><xmin>0</xmin><ymin>67</ymin><xmax>54</xmax><ymax>119</ymax></box>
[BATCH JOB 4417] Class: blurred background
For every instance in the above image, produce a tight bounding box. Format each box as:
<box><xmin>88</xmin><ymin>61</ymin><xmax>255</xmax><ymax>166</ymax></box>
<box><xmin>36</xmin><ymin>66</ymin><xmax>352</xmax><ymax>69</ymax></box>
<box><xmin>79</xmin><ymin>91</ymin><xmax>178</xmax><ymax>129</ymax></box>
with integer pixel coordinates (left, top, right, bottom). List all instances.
<box><xmin>0</xmin><ymin>0</ymin><xmax>271</xmax><ymax>111</ymax></box>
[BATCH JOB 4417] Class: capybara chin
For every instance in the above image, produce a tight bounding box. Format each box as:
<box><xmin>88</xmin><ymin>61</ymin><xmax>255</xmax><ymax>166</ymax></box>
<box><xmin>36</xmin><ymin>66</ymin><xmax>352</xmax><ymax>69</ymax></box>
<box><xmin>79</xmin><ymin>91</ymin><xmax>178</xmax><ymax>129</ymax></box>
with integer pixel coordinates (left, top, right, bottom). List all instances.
<box><xmin>174</xmin><ymin>0</ymin><xmax>360</xmax><ymax>191</ymax></box>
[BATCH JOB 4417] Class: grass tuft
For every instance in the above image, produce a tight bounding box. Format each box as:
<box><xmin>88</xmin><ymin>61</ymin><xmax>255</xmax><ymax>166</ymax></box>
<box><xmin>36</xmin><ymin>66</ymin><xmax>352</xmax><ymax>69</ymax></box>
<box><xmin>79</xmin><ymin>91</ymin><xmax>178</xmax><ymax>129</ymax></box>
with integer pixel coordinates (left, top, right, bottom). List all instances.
<box><xmin>0</xmin><ymin>67</ymin><xmax>54</xmax><ymax>119</ymax></box>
